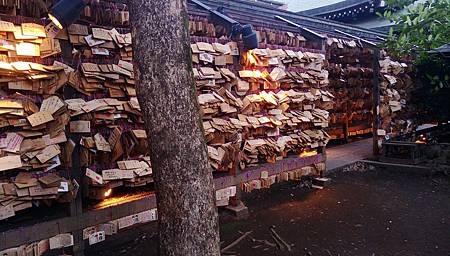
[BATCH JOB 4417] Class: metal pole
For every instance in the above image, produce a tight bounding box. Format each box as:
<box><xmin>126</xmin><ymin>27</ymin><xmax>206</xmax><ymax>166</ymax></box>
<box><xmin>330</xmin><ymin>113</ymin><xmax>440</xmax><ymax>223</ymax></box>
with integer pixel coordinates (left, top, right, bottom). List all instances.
<box><xmin>334</xmin><ymin>29</ymin><xmax>377</xmax><ymax>47</ymax></box>
<box><xmin>189</xmin><ymin>0</ymin><xmax>240</xmax><ymax>26</ymax></box>
<box><xmin>275</xmin><ymin>15</ymin><xmax>326</xmax><ymax>39</ymax></box>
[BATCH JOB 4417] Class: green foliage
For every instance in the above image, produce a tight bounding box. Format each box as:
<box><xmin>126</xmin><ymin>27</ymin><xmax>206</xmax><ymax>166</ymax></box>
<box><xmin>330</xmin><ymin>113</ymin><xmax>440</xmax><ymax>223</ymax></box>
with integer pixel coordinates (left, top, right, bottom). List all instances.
<box><xmin>384</xmin><ymin>0</ymin><xmax>416</xmax><ymax>10</ymax></box>
<box><xmin>382</xmin><ymin>0</ymin><xmax>450</xmax><ymax>58</ymax></box>
<box><xmin>381</xmin><ymin>0</ymin><xmax>450</xmax><ymax>122</ymax></box>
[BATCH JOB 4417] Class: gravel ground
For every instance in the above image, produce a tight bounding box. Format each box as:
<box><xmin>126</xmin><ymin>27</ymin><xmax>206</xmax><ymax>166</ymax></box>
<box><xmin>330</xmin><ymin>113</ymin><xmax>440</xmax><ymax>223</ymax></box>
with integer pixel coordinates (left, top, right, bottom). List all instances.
<box><xmin>87</xmin><ymin>168</ymin><xmax>450</xmax><ymax>256</ymax></box>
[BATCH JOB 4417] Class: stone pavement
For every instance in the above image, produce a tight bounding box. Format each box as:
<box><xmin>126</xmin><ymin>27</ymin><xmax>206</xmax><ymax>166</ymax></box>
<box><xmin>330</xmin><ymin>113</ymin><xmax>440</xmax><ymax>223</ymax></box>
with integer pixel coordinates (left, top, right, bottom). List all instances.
<box><xmin>326</xmin><ymin>138</ymin><xmax>373</xmax><ymax>171</ymax></box>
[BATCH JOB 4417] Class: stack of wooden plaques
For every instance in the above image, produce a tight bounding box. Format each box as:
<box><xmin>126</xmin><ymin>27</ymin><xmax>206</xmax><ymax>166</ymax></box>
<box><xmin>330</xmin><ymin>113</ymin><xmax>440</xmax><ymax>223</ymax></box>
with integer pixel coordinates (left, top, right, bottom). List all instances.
<box><xmin>0</xmin><ymin>61</ymin><xmax>68</xmax><ymax>94</ymax></box>
<box><xmin>241</xmin><ymin>163</ymin><xmax>325</xmax><ymax>192</ymax></box>
<box><xmin>86</xmin><ymin>159</ymin><xmax>152</xmax><ymax>190</ymax></box>
<box><xmin>257</xmin><ymin>28</ymin><xmax>306</xmax><ymax>48</ymax></box>
<box><xmin>188</xmin><ymin>18</ymin><xmax>307</xmax><ymax>48</ymax></box>
<box><xmin>0</xmin><ymin>20</ymin><xmax>95</xmax><ymax>220</ymax></box>
<box><xmin>60</xmin><ymin>24</ymin><xmax>132</xmax><ymax>59</ymax></box>
<box><xmin>193</xmin><ymin>42</ymin><xmax>332</xmax><ymax>171</ymax></box>
<box><xmin>236</xmin><ymin>48</ymin><xmax>331</xmax><ymax>167</ymax></box>
<box><xmin>0</xmin><ymin>65</ymin><xmax>79</xmax><ymax>220</ymax></box>
<box><xmin>326</xmin><ymin>37</ymin><xmax>374</xmax><ymax>139</ymax></box>
<box><xmin>45</xmin><ymin>22</ymin><xmax>151</xmax><ymax>195</ymax></box>
<box><xmin>72</xmin><ymin>61</ymin><xmax>136</xmax><ymax>97</ymax></box>
<box><xmin>0</xmin><ymin>16</ymin><xmax>151</xmax><ymax>218</ymax></box>
<box><xmin>378</xmin><ymin>57</ymin><xmax>414</xmax><ymax>140</ymax></box>
<box><xmin>0</xmin><ymin>21</ymin><xmax>59</xmax><ymax>60</ymax></box>
<box><xmin>0</xmin><ymin>1</ymin><xmax>130</xmax><ymax>28</ymax></box>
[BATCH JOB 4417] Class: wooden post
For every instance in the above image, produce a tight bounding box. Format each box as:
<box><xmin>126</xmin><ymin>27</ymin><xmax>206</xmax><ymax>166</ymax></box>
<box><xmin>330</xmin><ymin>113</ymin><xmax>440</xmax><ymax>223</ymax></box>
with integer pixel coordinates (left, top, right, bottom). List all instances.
<box><xmin>69</xmin><ymin>137</ymin><xmax>85</xmax><ymax>256</ymax></box>
<box><xmin>228</xmin><ymin>150</ymin><xmax>241</xmax><ymax>208</ymax></box>
<box><xmin>344</xmin><ymin>107</ymin><xmax>349</xmax><ymax>143</ymax></box>
<box><xmin>372</xmin><ymin>48</ymin><xmax>381</xmax><ymax>155</ymax></box>
<box><xmin>129</xmin><ymin>0</ymin><xmax>220</xmax><ymax>255</ymax></box>
<box><xmin>63</xmin><ymin>83</ymin><xmax>85</xmax><ymax>256</ymax></box>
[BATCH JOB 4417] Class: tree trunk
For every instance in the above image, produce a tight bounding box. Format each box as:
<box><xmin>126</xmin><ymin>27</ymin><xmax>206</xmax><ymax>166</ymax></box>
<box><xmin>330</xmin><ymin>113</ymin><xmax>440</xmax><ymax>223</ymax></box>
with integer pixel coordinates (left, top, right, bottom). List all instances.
<box><xmin>129</xmin><ymin>1</ymin><xmax>220</xmax><ymax>255</ymax></box>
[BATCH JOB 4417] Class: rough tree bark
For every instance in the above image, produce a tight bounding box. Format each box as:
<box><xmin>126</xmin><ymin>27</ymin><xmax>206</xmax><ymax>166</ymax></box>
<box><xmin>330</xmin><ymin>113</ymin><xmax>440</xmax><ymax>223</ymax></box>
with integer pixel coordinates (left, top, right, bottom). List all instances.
<box><xmin>129</xmin><ymin>1</ymin><xmax>221</xmax><ymax>255</ymax></box>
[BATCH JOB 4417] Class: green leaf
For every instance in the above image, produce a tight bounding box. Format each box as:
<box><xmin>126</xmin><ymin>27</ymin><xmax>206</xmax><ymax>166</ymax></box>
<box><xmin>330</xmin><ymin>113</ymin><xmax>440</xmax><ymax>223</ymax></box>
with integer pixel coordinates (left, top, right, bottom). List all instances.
<box><xmin>386</xmin><ymin>10</ymin><xmax>392</xmax><ymax>19</ymax></box>
<box><xmin>434</xmin><ymin>34</ymin><xmax>440</xmax><ymax>41</ymax></box>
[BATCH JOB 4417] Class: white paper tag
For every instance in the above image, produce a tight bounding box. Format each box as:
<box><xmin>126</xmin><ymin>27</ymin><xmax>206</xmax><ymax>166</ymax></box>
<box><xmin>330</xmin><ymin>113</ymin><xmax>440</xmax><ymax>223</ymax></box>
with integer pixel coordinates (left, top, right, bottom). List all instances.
<box><xmin>88</xmin><ymin>231</ymin><xmax>106</xmax><ymax>245</ymax></box>
<box><xmin>138</xmin><ymin>209</ymin><xmax>158</xmax><ymax>223</ymax></box>
<box><xmin>0</xmin><ymin>205</ymin><xmax>15</xmax><ymax>220</ymax></box>
<box><xmin>216</xmin><ymin>197</ymin><xmax>229</xmax><ymax>207</ymax></box>
<box><xmin>117</xmin><ymin>215</ymin><xmax>134</xmax><ymax>229</ymax></box>
<box><xmin>98</xmin><ymin>222</ymin><xmax>118</xmax><ymax>236</ymax></box>
<box><xmin>45</xmin><ymin>22</ymin><xmax>60</xmax><ymax>39</ymax></box>
<box><xmin>58</xmin><ymin>181</ymin><xmax>69</xmax><ymax>192</ymax></box>
<box><xmin>49</xmin><ymin>234</ymin><xmax>73</xmax><ymax>249</ymax></box>
<box><xmin>83</xmin><ymin>226</ymin><xmax>98</xmax><ymax>240</ymax></box>
<box><xmin>215</xmin><ymin>186</ymin><xmax>237</xmax><ymax>201</ymax></box>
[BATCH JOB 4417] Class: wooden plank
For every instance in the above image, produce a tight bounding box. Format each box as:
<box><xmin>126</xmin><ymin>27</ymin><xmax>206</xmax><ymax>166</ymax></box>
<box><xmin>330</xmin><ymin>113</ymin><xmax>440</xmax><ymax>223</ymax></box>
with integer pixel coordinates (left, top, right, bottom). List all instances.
<box><xmin>383</xmin><ymin>141</ymin><xmax>419</xmax><ymax>146</ymax></box>
<box><xmin>214</xmin><ymin>153</ymin><xmax>325</xmax><ymax>190</ymax></box>
<box><xmin>360</xmin><ymin>160</ymin><xmax>430</xmax><ymax>171</ymax></box>
<box><xmin>238</xmin><ymin>154</ymin><xmax>325</xmax><ymax>184</ymax></box>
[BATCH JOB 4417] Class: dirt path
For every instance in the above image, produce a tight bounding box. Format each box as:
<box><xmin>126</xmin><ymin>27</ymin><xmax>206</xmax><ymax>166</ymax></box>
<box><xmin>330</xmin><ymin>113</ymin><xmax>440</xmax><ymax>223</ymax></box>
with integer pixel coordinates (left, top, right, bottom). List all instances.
<box><xmin>87</xmin><ymin>169</ymin><xmax>450</xmax><ymax>256</ymax></box>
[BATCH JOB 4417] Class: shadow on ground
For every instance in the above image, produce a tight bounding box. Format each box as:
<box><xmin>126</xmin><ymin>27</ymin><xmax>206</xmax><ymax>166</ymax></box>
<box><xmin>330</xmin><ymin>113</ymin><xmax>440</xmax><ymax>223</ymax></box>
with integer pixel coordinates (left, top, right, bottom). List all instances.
<box><xmin>87</xmin><ymin>168</ymin><xmax>450</xmax><ymax>256</ymax></box>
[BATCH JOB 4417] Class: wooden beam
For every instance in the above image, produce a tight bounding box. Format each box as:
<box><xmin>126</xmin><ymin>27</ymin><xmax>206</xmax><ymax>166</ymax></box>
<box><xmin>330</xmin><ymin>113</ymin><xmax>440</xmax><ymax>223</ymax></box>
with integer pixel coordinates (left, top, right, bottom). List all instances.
<box><xmin>238</xmin><ymin>153</ymin><xmax>325</xmax><ymax>182</ymax></box>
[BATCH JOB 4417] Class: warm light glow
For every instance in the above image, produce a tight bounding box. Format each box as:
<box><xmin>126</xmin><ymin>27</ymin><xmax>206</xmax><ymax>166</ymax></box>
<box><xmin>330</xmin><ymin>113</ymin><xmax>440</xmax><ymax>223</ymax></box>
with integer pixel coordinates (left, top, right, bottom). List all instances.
<box><xmin>245</xmin><ymin>50</ymin><xmax>259</xmax><ymax>66</ymax></box>
<box><xmin>104</xmin><ymin>188</ymin><xmax>113</xmax><ymax>198</ymax></box>
<box><xmin>15</xmin><ymin>43</ymin><xmax>40</xmax><ymax>57</ymax></box>
<box><xmin>95</xmin><ymin>191</ymin><xmax>153</xmax><ymax>210</ymax></box>
<box><xmin>253</xmin><ymin>70</ymin><xmax>262</xmax><ymax>78</ymax></box>
<box><xmin>0</xmin><ymin>61</ymin><xmax>14</xmax><ymax>71</ymax></box>
<box><xmin>415</xmin><ymin>135</ymin><xmax>427</xmax><ymax>144</ymax></box>
<box><xmin>300</xmin><ymin>150</ymin><xmax>318</xmax><ymax>157</ymax></box>
<box><xmin>261</xmin><ymin>71</ymin><xmax>271</xmax><ymax>82</ymax></box>
<box><xmin>48</xmin><ymin>14</ymin><xmax>64</xmax><ymax>29</ymax></box>
<box><xmin>11</xmin><ymin>62</ymin><xmax>32</xmax><ymax>71</ymax></box>
<box><xmin>0</xmin><ymin>39</ymin><xmax>15</xmax><ymax>51</ymax></box>
<box><xmin>241</xmin><ymin>50</ymin><xmax>272</xmax><ymax>82</ymax></box>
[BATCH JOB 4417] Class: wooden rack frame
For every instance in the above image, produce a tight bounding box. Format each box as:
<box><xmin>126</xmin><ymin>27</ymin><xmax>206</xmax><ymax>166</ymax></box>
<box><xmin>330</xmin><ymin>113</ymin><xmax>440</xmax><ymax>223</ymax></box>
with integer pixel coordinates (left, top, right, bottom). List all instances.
<box><xmin>0</xmin><ymin>0</ymin><xmax>384</xmax><ymax>254</ymax></box>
